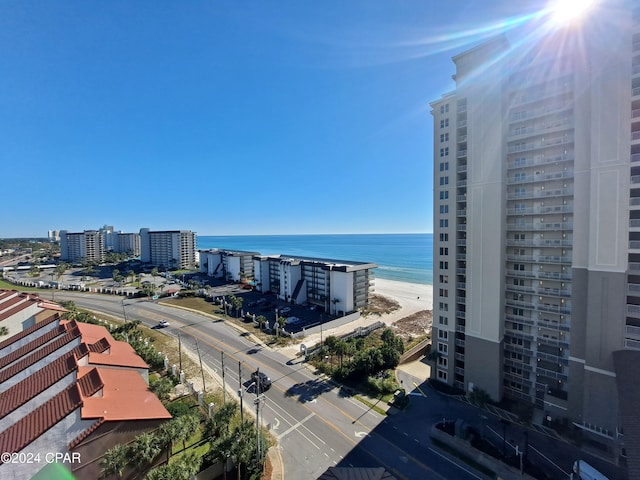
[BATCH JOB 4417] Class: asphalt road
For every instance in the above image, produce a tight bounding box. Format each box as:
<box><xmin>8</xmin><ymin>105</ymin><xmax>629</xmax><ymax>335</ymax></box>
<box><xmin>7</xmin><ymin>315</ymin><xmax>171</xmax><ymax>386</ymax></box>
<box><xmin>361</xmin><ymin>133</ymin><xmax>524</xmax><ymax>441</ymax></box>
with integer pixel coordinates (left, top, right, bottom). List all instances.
<box><xmin>52</xmin><ymin>291</ymin><xmax>559</xmax><ymax>480</ymax></box>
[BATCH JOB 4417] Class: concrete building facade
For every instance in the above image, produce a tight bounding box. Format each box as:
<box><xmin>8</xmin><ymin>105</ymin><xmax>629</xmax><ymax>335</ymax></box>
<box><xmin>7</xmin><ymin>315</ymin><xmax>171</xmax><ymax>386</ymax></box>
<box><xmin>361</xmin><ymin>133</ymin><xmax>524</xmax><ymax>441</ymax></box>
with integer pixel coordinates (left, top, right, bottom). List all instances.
<box><xmin>431</xmin><ymin>2</ymin><xmax>637</xmax><ymax>453</ymax></box>
<box><xmin>253</xmin><ymin>255</ymin><xmax>376</xmax><ymax>315</ymax></box>
<box><xmin>140</xmin><ymin>228</ymin><xmax>197</xmax><ymax>270</ymax></box>
<box><xmin>59</xmin><ymin>230</ymin><xmax>105</xmax><ymax>264</ymax></box>
<box><xmin>199</xmin><ymin>249</ymin><xmax>259</xmax><ymax>282</ymax></box>
<box><xmin>117</xmin><ymin>232</ymin><xmax>141</xmax><ymax>257</ymax></box>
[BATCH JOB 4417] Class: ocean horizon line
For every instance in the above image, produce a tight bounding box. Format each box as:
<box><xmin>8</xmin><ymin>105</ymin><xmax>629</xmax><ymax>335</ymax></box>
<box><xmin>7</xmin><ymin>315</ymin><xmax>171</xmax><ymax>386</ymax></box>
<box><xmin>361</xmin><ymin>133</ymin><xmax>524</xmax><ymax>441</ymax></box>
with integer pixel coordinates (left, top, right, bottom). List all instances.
<box><xmin>197</xmin><ymin>232</ymin><xmax>432</xmax><ymax>237</ymax></box>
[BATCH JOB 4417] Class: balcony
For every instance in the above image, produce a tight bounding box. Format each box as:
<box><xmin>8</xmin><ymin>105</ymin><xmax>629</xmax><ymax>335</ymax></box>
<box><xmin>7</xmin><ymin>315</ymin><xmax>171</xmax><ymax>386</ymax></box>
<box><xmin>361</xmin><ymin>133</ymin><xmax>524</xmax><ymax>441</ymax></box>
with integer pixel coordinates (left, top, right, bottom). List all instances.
<box><xmin>457</xmin><ymin>120</ymin><xmax>467</xmax><ymax>128</ymax></box>
<box><xmin>537</xmin><ymin>319</ymin><xmax>570</xmax><ymax>332</ymax></box>
<box><xmin>456</xmin><ymin>310</ymin><xmax>466</xmax><ymax>319</ymax></box>
<box><xmin>457</xmin><ymin>224</ymin><xmax>467</xmax><ymax>231</ymax></box>
<box><xmin>456</xmin><ymin>282</ymin><xmax>466</xmax><ymax>289</ymax></box>
<box><xmin>506</xmin><ymin>239</ymin><xmax>573</xmax><ymax>247</ymax></box>
<box><xmin>506</xmin><ymin>222</ymin><xmax>573</xmax><ymax>231</ymax></box>
<box><xmin>630</xmin><ymin>220</ymin><xmax>640</xmax><ymax>229</ymax></box>
<box><xmin>505</xmin><ymin>314</ymin><xmax>535</xmax><ymax>326</ymax></box>
<box><xmin>632</xmin><ymin>153</ymin><xmax>640</xmax><ymax>164</ymax></box>
<box><xmin>456</xmin><ymin>254</ymin><xmax>466</xmax><ymax>261</ymax></box>
<box><xmin>457</xmin><ymin>164</ymin><xmax>467</xmax><ymax>173</ymax></box>
<box><xmin>508</xmin><ymin>103</ymin><xmax>572</xmax><ymax>124</ymax></box>
<box><xmin>627</xmin><ymin>304</ymin><xmax>640</xmax><ymax>317</ymax></box>
<box><xmin>507</xmin><ymin>136</ymin><xmax>574</xmax><ymax>154</ymax></box>
<box><xmin>456</xmin><ymin>295</ymin><xmax>466</xmax><ymax>304</ymax></box>
<box><xmin>457</xmin><ymin>179</ymin><xmax>467</xmax><ymax>187</ymax></box>
<box><xmin>630</xmin><ymin>241</ymin><xmax>640</xmax><ymax>250</ymax></box>
<box><xmin>455</xmin><ymin>338</ymin><xmax>466</xmax><ymax>348</ymax></box>
<box><xmin>507</xmin><ymin>204</ymin><xmax>574</xmax><ymax>216</ymax></box>
<box><xmin>506</xmin><ymin>188</ymin><xmax>573</xmax><ymax>201</ymax></box>
<box><xmin>634</xmin><ymin>86</ymin><xmax>640</xmax><ymax>97</ymax></box>
<box><xmin>456</xmin><ymin>239</ymin><xmax>467</xmax><ymax>246</ymax></box>
<box><xmin>457</xmin><ymin>150</ymin><xmax>467</xmax><ymax>158</ymax></box>
<box><xmin>456</xmin><ymin>195</ymin><xmax>467</xmax><ymax>202</ymax></box>
<box><xmin>457</xmin><ymin>135</ymin><xmax>467</xmax><ymax>143</ymax></box>
<box><xmin>507</xmin><ymin>153</ymin><xmax>573</xmax><ymax>170</ymax></box>
<box><xmin>626</xmin><ymin>325</ymin><xmax>640</xmax><ymax>338</ymax></box>
<box><xmin>507</xmin><ymin>170</ymin><xmax>574</xmax><ymax>185</ymax></box>
<box><xmin>629</xmin><ymin>283</ymin><xmax>640</xmax><ymax>295</ymax></box>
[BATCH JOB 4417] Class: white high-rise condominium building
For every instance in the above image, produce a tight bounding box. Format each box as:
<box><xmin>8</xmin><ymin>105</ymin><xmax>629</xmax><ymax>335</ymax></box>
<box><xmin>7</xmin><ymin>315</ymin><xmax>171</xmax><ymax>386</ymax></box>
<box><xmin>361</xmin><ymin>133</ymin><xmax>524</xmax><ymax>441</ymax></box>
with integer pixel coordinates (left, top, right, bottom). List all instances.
<box><xmin>59</xmin><ymin>230</ymin><xmax>105</xmax><ymax>264</ymax></box>
<box><xmin>139</xmin><ymin>229</ymin><xmax>197</xmax><ymax>270</ymax></box>
<box><xmin>432</xmin><ymin>1</ymin><xmax>638</xmax><ymax>457</ymax></box>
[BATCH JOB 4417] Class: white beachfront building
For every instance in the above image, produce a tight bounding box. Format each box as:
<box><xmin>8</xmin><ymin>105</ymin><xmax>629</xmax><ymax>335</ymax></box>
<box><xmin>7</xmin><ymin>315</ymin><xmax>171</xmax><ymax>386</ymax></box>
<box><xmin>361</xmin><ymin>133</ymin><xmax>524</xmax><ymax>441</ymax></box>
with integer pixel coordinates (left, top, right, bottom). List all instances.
<box><xmin>199</xmin><ymin>249</ymin><xmax>377</xmax><ymax>315</ymax></box>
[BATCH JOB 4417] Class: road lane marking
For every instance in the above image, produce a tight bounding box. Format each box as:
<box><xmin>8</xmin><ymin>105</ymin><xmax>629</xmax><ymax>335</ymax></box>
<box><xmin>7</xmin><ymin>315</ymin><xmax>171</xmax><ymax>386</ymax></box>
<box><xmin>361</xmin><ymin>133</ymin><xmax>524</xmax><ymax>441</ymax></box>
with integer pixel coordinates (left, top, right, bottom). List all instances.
<box><xmin>277</xmin><ymin>413</ymin><xmax>316</xmax><ymax>440</ymax></box>
<box><xmin>428</xmin><ymin>447</ymin><xmax>483</xmax><ymax>480</ymax></box>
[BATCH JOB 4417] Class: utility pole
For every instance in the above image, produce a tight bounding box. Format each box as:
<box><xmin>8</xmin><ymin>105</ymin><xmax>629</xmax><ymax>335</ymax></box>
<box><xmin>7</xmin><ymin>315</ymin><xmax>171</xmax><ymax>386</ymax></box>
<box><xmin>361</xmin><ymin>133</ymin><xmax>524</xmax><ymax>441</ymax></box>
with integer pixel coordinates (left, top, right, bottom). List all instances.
<box><xmin>222</xmin><ymin>351</ymin><xmax>226</xmax><ymax>403</ymax></box>
<box><xmin>178</xmin><ymin>332</ymin><xmax>182</xmax><ymax>373</ymax></box>
<box><xmin>121</xmin><ymin>298</ymin><xmax>128</xmax><ymax>322</ymax></box>
<box><xmin>195</xmin><ymin>338</ymin><xmax>206</xmax><ymax>393</ymax></box>
<box><xmin>255</xmin><ymin>367</ymin><xmax>261</xmax><ymax>461</ymax></box>
<box><xmin>238</xmin><ymin>361</ymin><xmax>244</xmax><ymax>422</ymax></box>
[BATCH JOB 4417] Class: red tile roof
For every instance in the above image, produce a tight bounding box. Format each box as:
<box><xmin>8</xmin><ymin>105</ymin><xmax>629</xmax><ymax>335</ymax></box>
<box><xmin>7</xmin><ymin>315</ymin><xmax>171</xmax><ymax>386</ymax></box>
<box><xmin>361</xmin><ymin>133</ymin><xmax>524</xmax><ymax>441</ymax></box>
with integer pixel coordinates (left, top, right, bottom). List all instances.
<box><xmin>0</xmin><ymin>323</ymin><xmax>81</xmax><ymax>384</ymax></box>
<box><xmin>0</xmin><ymin>313</ymin><xmax>59</xmax><ymax>352</ymax></box>
<box><xmin>79</xmin><ymin>367</ymin><xmax>171</xmax><ymax>421</ymax></box>
<box><xmin>0</xmin><ymin>353</ymin><xmax>77</xmax><ymax>420</ymax></box>
<box><xmin>77</xmin><ymin>368</ymin><xmax>103</xmax><ymax>397</ymax></box>
<box><xmin>0</xmin><ymin>384</ymin><xmax>83</xmax><ymax>458</ymax></box>
<box><xmin>73</xmin><ymin>322</ymin><xmax>148</xmax><ymax>369</ymax></box>
<box><xmin>0</xmin><ymin>297</ymin><xmax>38</xmax><ymax>323</ymax></box>
<box><xmin>88</xmin><ymin>337</ymin><xmax>110</xmax><ymax>354</ymax></box>
<box><xmin>0</xmin><ymin>323</ymin><xmax>68</xmax><ymax>371</ymax></box>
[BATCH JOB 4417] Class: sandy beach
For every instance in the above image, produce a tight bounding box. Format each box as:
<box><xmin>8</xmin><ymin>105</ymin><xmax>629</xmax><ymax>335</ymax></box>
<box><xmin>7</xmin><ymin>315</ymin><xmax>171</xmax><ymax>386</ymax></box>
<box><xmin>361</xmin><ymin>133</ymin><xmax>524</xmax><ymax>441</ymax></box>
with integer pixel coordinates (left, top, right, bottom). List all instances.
<box><xmin>279</xmin><ymin>277</ymin><xmax>433</xmax><ymax>357</ymax></box>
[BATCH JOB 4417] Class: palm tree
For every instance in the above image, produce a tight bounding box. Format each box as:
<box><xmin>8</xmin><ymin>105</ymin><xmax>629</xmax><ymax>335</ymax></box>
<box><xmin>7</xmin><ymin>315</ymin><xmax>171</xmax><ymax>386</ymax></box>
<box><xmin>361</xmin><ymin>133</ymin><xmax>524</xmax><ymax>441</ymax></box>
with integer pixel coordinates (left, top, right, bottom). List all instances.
<box><xmin>100</xmin><ymin>443</ymin><xmax>129</xmax><ymax>478</ymax></box>
<box><xmin>231</xmin><ymin>420</ymin><xmax>257</xmax><ymax>480</ymax></box>
<box><xmin>208</xmin><ymin>431</ymin><xmax>234</xmax><ymax>480</ymax></box>
<box><xmin>130</xmin><ymin>432</ymin><xmax>161</xmax><ymax>471</ymax></box>
<box><xmin>276</xmin><ymin>316</ymin><xmax>287</xmax><ymax>335</ymax></box>
<box><xmin>331</xmin><ymin>297</ymin><xmax>340</xmax><ymax>315</ymax></box>
<box><xmin>256</xmin><ymin>315</ymin><xmax>267</xmax><ymax>330</ymax></box>
<box><xmin>177</xmin><ymin>414</ymin><xmax>200</xmax><ymax>452</ymax></box>
<box><xmin>204</xmin><ymin>402</ymin><xmax>238</xmax><ymax>439</ymax></box>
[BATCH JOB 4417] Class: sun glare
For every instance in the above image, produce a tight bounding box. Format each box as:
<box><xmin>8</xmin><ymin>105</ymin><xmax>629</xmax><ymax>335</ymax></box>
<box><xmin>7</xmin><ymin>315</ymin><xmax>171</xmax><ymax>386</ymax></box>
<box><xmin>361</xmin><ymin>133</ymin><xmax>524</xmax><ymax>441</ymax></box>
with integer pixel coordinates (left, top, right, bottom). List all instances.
<box><xmin>549</xmin><ymin>0</ymin><xmax>597</xmax><ymax>25</ymax></box>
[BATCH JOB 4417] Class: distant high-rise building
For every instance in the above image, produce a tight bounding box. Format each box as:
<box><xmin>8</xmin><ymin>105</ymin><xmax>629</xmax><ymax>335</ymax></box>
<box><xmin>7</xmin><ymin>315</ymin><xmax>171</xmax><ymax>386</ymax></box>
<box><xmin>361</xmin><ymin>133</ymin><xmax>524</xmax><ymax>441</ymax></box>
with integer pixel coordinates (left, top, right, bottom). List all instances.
<box><xmin>99</xmin><ymin>224</ymin><xmax>117</xmax><ymax>252</ymax></box>
<box><xmin>139</xmin><ymin>228</ymin><xmax>197</xmax><ymax>269</ymax></box>
<box><xmin>47</xmin><ymin>230</ymin><xmax>60</xmax><ymax>242</ymax></box>
<box><xmin>116</xmin><ymin>232</ymin><xmax>141</xmax><ymax>257</ymax></box>
<box><xmin>432</xmin><ymin>2</ymin><xmax>637</xmax><ymax>456</ymax></box>
<box><xmin>59</xmin><ymin>230</ymin><xmax>105</xmax><ymax>264</ymax></box>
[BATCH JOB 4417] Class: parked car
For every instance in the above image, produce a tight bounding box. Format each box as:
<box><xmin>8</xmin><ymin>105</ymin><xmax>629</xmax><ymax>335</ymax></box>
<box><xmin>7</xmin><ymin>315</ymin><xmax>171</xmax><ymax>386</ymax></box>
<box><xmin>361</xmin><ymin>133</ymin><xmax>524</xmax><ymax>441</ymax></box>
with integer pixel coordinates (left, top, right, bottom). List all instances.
<box><xmin>251</xmin><ymin>371</ymin><xmax>271</xmax><ymax>391</ymax></box>
<box><xmin>157</xmin><ymin>320</ymin><xmax>170</xmax><ymax>328</ymax></box>
<box><xmin>285</xmin><ymin>316</ymin><xmax>302</xmax><ymax>325</ymax></box>
<box><xmin>280</xmin><ymin>307</ymin><xmax>291</xmax><ymax>314</ymax></box>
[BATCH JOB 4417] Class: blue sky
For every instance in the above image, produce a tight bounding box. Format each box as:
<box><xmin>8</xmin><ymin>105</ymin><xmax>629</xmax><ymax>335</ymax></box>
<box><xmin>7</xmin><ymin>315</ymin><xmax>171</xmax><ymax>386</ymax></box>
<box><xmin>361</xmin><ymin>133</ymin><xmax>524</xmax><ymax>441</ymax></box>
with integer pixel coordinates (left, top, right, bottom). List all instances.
<box><xmin>1</xmin><ymin>0</ymin><xmax>553</xmax><ymax>237</ymax></box>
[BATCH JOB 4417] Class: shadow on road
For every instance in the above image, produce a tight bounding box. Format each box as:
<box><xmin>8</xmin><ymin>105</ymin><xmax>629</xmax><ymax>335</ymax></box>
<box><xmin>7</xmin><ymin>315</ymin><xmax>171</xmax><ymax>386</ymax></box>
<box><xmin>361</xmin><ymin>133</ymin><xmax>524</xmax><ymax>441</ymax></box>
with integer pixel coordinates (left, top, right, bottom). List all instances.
<box><xmin>284</xmin><ymin>378</ymin><xmax>335</xmax><ymax>403</ymax></box>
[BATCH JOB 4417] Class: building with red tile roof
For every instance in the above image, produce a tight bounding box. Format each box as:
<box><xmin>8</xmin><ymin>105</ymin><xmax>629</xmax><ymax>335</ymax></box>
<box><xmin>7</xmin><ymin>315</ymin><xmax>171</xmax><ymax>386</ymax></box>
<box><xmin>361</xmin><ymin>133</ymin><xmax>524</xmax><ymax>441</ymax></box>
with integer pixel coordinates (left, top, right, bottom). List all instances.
<box><xmin>0</xmin><ymin>289</ymin><xmax>67</xmax><ymax>338</ymax></box>
<box><xmin>0</xmin><ymin>292</ymin><xmax>171</xmax><ymax>480</ymax></box>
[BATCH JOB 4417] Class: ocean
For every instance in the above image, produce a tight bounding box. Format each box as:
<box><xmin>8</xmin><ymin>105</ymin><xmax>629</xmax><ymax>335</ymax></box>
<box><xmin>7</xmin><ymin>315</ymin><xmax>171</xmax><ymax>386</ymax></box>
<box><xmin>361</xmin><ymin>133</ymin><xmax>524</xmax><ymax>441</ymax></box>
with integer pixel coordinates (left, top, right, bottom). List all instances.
<box><xmin>197</xmin><ymin>233</ymin><xmax>433</xmax><ymax>285</ymax></box>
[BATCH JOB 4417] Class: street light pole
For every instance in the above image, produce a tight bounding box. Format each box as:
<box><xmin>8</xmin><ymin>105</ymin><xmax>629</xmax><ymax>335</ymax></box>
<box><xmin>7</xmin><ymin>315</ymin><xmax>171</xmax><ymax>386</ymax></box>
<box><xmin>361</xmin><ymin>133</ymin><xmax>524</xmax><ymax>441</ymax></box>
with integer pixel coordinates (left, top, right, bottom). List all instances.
<box><xmin>221</xmin><ymin>351</ymin><xmax>226</xmax><ymax>403</ymax></box>
<box><xmin>238</xmin><ymin>361</ymin><xmax>243</xmax><ymax>422</ymax></box>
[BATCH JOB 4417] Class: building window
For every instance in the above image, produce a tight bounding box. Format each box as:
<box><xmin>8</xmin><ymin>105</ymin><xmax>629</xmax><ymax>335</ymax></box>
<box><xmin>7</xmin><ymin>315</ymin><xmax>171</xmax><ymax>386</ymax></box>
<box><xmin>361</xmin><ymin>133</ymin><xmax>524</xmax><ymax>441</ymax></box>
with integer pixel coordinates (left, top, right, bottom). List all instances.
<box><xmin>439</xmin><ymin>191</ymin><xmax>449</xmax><ymax>200</ymax></box>
<box><xmin>515</xmin><ymin>157</ymin><xmax>527</xmax><ymax>167</ymax></box>
<box><xmin>439</xmin><ymin>205</ymin><xmax>449</xmax><ymax>214</ymax></box>
<box><xmin>514</xmin><ymin>172</ymin><xmax>526</xmax><ymax>182</ymax></box>
<box><xmin>439</xmin><ymin>219</ymin><xmax>449</xmax><ymax>228</ymax></box>
<box><xmin>439</xmin><ymin>162</ymin><xmax>449</xmax><ymax>171</ymax></box>
<box><xmin>438</xmin><ymin>356</ymin><xmax>448</xmax><ymax>367</ymax></box>
<box><xmin>439</xmin><ymin>274</ymin><xmax>449</xmax><ymax>283</ymax></box>
<box><xmin>439</xmin><ymin>176</ymin><xmax>449</xmax><ymax>186</ymax></box>
<box><xmin>440</xmin><ymin>132</ymin><xmax>449</xmax><ymax>143</ymax></box>
<box><xmin>440</xmin><ymin>118</ymin><xmax>449</xmax><ymax>128</ymax></box>
<box><xmin>438</xmin><ymin>330</ymin><xmax>449</xmax><ymax>340</ymax></box>
<box><xmin>440</xmin><ymin>104</ymin><xmax>449</xmax><ymax>114</ymax></box>
<box><xmin>437</xmin><ymin>369</ymin><xmax>448</xmax><ymax>381</ymax></box>
<box><xmin>440</xmin><ymin>147</ymin><xmax>449</xmax><ymax>157</ymax></box>
<box><xmin>439</xmin><ymin>233</ymin><xmax>449</xmax><ymax>241</ymax></box>
<box><xmin>439</xmin><ymin>288</ymin><xmax>449</xmax><ymax>297</ymax></box>
<box><xmin>515</xmin><ymin>187</ymin><xmax>526</xmax><ymax>197</ymax></box>
<box><xmin>439</xmin><ymin>315</ymin><xmax>448</xmax><ymax>325</ymax></box>
<box><xmin>439</xmin><ymin>247</ymin><xmax>449</xmax><ymax>255</ymax></box>
<box><xmin>438</xmin><ymin>302</ymin><xmax>449</xmax><ymax>312</ymax></box>
<box><xmin>438</xmin><ymin>342</ymin><xmax>448</xmax><ymax>354</ymax></box>
<box><xmin>439</xmin><ymin>261</ymin><xmax>448</xmax><ymax>269</ymax></box>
